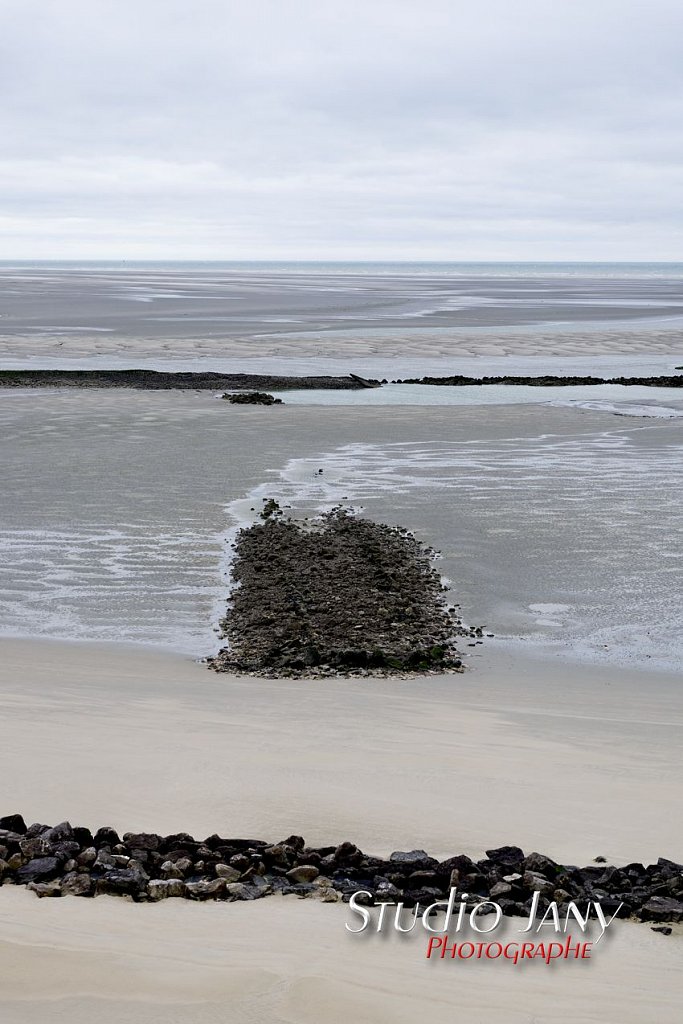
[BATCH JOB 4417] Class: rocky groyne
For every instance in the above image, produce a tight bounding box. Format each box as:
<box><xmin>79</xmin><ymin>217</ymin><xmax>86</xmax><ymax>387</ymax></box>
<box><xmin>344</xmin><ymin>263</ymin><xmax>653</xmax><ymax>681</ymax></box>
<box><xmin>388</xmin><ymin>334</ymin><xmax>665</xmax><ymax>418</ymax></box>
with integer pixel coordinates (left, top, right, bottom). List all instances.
<box><xmin>0</xmin><ymin>369</ymin><xmax>377</xmax><ymax>390</ymax></box>
<box><xmin>394</xmin><ymin>374</ymin><xmax>683</xmax><ymax>387</ymax></box>
<box><xmin>1</xmin><ymin>815</ymin><xmax>680</xmax><ymax>928</ymax></box>
<box><xmin>209</xmin><ymin>506</ymin><xmax>477</xmax><ymax>677</ymax></box>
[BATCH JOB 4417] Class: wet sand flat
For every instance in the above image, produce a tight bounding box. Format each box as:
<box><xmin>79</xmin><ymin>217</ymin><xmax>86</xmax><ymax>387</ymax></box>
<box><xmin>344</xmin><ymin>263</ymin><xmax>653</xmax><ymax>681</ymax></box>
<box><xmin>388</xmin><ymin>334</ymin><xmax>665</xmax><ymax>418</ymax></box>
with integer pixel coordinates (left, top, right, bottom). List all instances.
<box><xmin>2</xmin><ymin>392</ymin><xmax>681</xmax><ymax>668</ymax></box>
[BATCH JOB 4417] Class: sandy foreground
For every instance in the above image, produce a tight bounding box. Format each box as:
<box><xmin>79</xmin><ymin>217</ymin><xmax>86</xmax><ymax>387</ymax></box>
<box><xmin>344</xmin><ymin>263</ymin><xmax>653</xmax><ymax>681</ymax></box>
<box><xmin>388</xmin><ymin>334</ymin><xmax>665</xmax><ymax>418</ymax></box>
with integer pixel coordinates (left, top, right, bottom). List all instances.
<box><xmin>0</xmin><ymin>637</ymin><xmax>681</xmax><ymax>1021</ymax></box>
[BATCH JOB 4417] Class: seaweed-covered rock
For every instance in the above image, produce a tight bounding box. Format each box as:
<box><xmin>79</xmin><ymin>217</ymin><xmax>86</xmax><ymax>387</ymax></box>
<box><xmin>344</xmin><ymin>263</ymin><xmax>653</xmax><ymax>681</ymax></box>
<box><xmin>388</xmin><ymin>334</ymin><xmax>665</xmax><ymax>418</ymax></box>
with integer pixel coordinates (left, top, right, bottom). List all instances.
<box><xmin>208</xmin><ymin>508</ymin><xmax>470</xmax><ymax>677</ymax></box>
<box><xmin>223</xmin><ymin>391</ymin><xmax>283</xmax><ymax>405</ymax></box>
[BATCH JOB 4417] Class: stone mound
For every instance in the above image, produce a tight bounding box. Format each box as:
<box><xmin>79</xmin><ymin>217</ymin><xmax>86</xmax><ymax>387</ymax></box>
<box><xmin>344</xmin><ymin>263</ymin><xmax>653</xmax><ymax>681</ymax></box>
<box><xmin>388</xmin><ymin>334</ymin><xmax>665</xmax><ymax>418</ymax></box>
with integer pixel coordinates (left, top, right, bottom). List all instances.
<box><xmin>209</xmin><ymin>506</ymin><xmax>472</xmax><ymax>677</ymax></box>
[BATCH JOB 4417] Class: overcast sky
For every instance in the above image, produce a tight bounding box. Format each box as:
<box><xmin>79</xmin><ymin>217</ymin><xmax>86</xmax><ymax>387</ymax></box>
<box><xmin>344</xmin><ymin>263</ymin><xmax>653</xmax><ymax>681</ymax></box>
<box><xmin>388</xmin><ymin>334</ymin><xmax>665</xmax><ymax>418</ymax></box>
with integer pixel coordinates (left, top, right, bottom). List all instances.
<box><xmin>1</xmin><ymin>0</ymin><xmax>682</xmax><ymax>260</ymax></box>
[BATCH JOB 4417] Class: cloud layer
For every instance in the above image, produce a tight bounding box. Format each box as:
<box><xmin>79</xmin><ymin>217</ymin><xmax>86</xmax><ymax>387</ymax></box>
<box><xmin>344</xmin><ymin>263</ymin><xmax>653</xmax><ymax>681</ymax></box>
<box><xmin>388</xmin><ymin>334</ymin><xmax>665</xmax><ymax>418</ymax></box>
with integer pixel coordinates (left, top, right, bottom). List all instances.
<box><xmin>1</xmin><ymin>0</ymin><xmax>682</xmax><ymax>258</ymax></box>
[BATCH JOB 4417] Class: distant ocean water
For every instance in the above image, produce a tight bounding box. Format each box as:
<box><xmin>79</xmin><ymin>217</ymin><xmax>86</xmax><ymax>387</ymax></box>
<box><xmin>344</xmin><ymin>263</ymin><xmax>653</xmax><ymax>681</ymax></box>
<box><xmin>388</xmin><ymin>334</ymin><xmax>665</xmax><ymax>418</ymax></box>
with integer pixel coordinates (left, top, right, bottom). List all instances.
<box><xmin>2</xmin><ymin>260</ymin><xmax>683</xmax><ymax>277</ymax></box>
<box><xmin>1</xmin><ymin>260</ymin><xmax>683</xmax><ymax>343</ymax></box>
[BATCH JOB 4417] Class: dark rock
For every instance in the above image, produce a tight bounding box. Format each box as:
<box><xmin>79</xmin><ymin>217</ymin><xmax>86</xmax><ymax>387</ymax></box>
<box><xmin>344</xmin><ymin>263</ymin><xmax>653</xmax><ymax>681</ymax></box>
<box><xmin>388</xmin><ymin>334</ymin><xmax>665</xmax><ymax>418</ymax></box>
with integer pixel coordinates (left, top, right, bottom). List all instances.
<box><xmin>20</xmin><ymin>837</ymin><xmax>47</xmax><ymax>859</ymax></box>
<box><xmin>122</xmin><ymin>832</ymin><xmax>161</xmax><ymax>852</ymax></box>
<box><xmin>73</xmin><ymin>826</ymin><xmax>94</xmax><ymax>847</ymax></box>
<box><xmin>51</xmin><ymin>841</ymin><xmax>82</xmax><ymax>861</ymax></box>
<box><xmin>639</xmin><ymin>897</ymin><xmax>683</xmax><ymax>923</ymax></box>
<box><xmin>334</xmin><ymin>842</ymin><xmax>362</xmax><ymax>866</ymax></box>
<box><xmin>399</xmin><ymin>374</ymin><xmax>683</xmax><ymax>389</ymax></box>
<box><xmin>185</xmin><ymin>879</ymin><xmax>225</xmax><ymax>900</ymax></box>
<box><xmin>94</xmin><ymin>827</ymin><xmax>121</xmax><ymax>848</ymax></box>
<box><xmin>17</xmin><ymin>857</ymin><xmax>61</xmax><ymax>883</ymax></box>
<box><xmin>523</xmin><ymin>871</ymin><xmax>555</xmax><ymax>895</ymax></box>
<box><xmin>41</xmin><ymin>822</ymin><xmax>74</xmax><ymax>846</ymax></box>
<box><xmin>95</xmin><ymin>869</ymin><xmax>147</xmax><ymax>897</ymax></box>
<box><xmin>263</xmin><ymin>844</ymin><xmax>298</xmax><ymax>868</ymax></box>
<box><xmin>160</xmin><ymin>832</ymin><xmax>197</xmax><ymax>853</ymax></box>
<box><xmin>61</xmin><ymin>872</ymin><xmax>94</xmax><ymax>897</ymax></box>
<box><xmin>389</xmin><ymin>850</ymin><xmax>438</xmax><ymax>870</ymax></box>
<box><xmin>24</xmin><ymin>823</ymin><xmax>50</xmax><ymax>838</ymax></box>
<box><xmin>437</xmin><ymin>854</ymin><xmax>476</xmax><ymax>878</ymax></box>
<box><xmin>486</xmin><ymin>846</ymin><xmax>525</xmax><ymax>868</ymax></box>
<box><xmin>225</xmin><ymin>882</ymin><xmax>257</xmax><ymax>901</ymax></box>
<box><xmin>407</xmin><ymin>871</ymin><xmax>441</xmax><ymax>888</ymax></box>
<box><xmin>0</xmin><ymin>814</ymin><xmax>26</xmax><ymax>833</ymax></box>
<box><xmin>657</xmin><ymin>857</ymin><xmax>683</xmax><ymax>871</ymax></box>
<box><xmin>523</xmin><ymin>852</ymin><xmax>559</xmax><ymax>876</ymax></box>
<box><xmin>224</xmin><ymin>391</ymin><xmax>283</xmax><ymax>405</ymax></box>
<box><xmin>0</xmin><ymin>370</ymin><xmax>372</xmax><ymax>392</ymax></box>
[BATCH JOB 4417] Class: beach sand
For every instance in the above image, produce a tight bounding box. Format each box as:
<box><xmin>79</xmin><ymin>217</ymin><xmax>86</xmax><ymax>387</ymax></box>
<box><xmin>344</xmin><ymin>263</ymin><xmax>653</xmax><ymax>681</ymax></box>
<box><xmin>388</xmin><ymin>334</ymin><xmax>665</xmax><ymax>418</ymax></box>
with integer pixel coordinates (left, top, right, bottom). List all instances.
<box><xmin>0</xmin><ymin>637</ymin><xmax>681</xmax><ymax>1022</ymax></box>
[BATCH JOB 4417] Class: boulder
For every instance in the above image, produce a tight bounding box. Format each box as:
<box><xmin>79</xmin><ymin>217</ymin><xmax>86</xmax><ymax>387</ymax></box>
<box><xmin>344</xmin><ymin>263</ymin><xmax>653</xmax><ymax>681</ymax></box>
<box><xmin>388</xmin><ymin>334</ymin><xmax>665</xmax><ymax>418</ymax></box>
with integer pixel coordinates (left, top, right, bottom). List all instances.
<box><xmin>486</xmin><ymin>846</ymin><xmax>525</xmax><ymax>868</ymax></box>
<box><xmin>95</xmin><ymin>867</ymin><xmax>148</xmax><ymax>897</ymax></box>
<box><xmin>0</xmin><ymin>814</ymin><xmax>26</xmax><ymax>833</ymax></box>
<box><xmin>389</xmin><ymin>850</ymin><xmax>438</xmax><ymax>870</ymax></box>
<box><xmin>524</xmin><ymin>852</ymin><xmax>558</xmax><ymax>876</ymax></box>
<box><xmin>185</xmin><ymin>879</ymin><xmax>226</xmax><ymax>900</ymax></box>
<box><xmin>122</xmin><ymin>833</ymin><xmax>161</xmax><ymax>852</ymax></box>
<box><xmin>225</xmin><ymin>882</ymin><xmax>257</xmax><ymax>901</ymax></box>
<box><xmin>148</xmin><ymin>880</ymin><xmax>172</xmax><ymax>901</ymax></box>
<box><xmin>309</xmin><ymin>886</ymin><xmax>342</xmax><ymax>902</ymax></box>
<box><xmin>286</xmin><ymin>865</ymin><xmax>320</xmax><ymax>884</ymax></box>
<box><xmin>61</xmin><ymin>873</ymin><xmax>94</xmax><ymax>897</ymax></box>
<box><xmin>17</xmin><ymin>857</ymin><xmax>61</xmax><ymax>884</ymax></box>
<box><xmin>215</xmin><ymin>863</ymin><xmax>241</xmax><ymax>882</ymax></box>
<box><xmin>639</xmin><ymin>897</ymin><xmax>683</xmax><ymax>923</ymax></box>
<box><xmin>40</xmin><ymin>822</ymin><xmax>74</xmax><ymax>846</ymax></box>
<box><xmin>94</xmin><ymin>827</ymin><xmax>121</xmax><ymax>847</ymax></box>
<box><xmin>27</xmin><ymin>880</ymin><xmax>62</xmax><ymax>898</ymax></box>
<box><xmin>523</xmin><ymin>871</ymin><xmax>555</xmax><ymax>895</ymax></box>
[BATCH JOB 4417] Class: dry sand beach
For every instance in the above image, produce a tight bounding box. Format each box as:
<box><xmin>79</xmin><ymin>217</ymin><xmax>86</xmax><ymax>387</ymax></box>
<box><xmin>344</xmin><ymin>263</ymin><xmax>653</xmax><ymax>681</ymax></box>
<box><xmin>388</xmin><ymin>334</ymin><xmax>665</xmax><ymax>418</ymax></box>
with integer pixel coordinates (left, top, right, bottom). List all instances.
<box><xmin>0</xmin><ymin>638</ymin><xmax>682</xmax><ymax>1022</ymax></box>
<box><xmin>1</xmin><ymin>265</ymin><xmax>683</xmax><ymax>1022</ymax></box>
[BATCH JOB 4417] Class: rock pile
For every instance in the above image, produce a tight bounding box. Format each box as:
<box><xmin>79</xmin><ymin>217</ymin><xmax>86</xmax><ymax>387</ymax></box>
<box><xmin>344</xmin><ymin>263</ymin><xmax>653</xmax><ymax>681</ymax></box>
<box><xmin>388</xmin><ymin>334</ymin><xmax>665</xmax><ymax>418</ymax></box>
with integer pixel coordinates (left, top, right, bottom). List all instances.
<box><xmin>208</xmin><ymin>506</ymin><xmax>474</xmax><ymax>677</ymax></box>
<box><xmin>1</xmin><ymin>816</ymin><xmax>681</xmax><ymax>927</ymax></box>
<box><xmin>223</xmin><ymin>391</ymin><xmax>283</xmax><ymax>405</ymax></box>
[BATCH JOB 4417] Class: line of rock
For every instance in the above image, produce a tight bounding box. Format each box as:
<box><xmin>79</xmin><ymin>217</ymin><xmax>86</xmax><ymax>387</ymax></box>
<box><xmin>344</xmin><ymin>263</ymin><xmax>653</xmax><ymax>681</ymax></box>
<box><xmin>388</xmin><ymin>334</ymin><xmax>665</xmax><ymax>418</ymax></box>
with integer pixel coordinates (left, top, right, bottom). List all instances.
<box><xmin>0</xmin><ymin>369</ymin><xmax>378</xmax><ymax>390</ymax></box>
<box><xmin>394</xmin><ymin>374</ymin><xmax>683</xmax><ymax>386</ymax></box>
<box><xmin>0</xmin><ymin>816</ymin><xmax>681</xmax><ymax>927</ymax></box>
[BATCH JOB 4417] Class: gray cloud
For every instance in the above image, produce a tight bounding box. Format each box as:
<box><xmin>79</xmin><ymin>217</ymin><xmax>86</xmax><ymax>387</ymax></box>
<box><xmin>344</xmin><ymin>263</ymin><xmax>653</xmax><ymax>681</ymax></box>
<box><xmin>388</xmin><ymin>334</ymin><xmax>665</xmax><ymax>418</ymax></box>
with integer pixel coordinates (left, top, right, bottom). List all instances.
<box><xmin>1</xmin><ymin>0</ymin><xmax>682</xmax><ymax>258</ymax></box>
